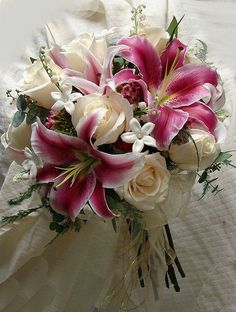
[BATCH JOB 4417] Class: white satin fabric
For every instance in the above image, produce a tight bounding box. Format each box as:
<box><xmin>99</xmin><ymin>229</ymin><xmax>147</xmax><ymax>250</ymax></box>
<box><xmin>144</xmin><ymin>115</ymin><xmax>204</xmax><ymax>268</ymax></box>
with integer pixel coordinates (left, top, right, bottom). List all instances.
<box><xmin>1</xmin><ymin>0</ymin><xmax>236</xmax><ymax>311</ymax></box>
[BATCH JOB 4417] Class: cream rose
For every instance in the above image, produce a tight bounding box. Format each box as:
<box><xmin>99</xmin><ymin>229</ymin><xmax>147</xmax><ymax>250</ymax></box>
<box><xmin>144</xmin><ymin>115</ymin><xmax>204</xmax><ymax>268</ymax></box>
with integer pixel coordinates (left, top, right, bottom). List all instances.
<box><xmin>139</xmin><ymin>26</ymin><xmax>169</xmax><ymax>54</ymax></box>
<box><xmin>20</xmin><ymin>60</ymin><xmax>61</xmax><ymax>109</ymax></box>
<box><xmin>1</xmin><ymin>120</ymin><xmax>32</xmax><ymax>164</ymax></box>
<box><xmin>116</xmin><ymin>153</ymin><xmax>170</xmax><ymax>211</ymax></box>
<box><xmin>169</xmin><ymin>129</ymin><xmax>221</xmax><ymax>171</ymax></box>
<box><xmin>72</xmin><ymin>92</ymin><xmax>133</xmax><ymax>146</ymax></box>
<box><xmin>63</xmin><ymin>32</ymin><xmax>108</xmax><ymax>71</ymax></box>
<box><xmin>1</xmin><ymin>120</ymin><xmax>31</xmax><ymax>150</ymax></box>
<box><xmin>144</xmin><ymin>170</ymin><xmax>196</xmax><ymax>228</ymax></box>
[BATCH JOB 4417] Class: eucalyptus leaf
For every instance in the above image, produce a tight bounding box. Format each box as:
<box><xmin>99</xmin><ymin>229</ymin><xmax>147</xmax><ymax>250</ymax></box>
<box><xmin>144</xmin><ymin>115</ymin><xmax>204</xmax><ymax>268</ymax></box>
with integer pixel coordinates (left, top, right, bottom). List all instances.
<box><xmin>26</xmin><ymin>109</ymin><xmax>37</xmax><ymax>124</ymax></box>
<box><xmin>12</xmin><ymin>111</ymin><xmax>25</xmax><ymax>127</ymax></box>
<box><xmin>214</xmin><ymin>151</ymin><xmax>232</xmax><ymax>163</ymax></box>
<box><xmin>16</xmin><ymin>94</ymin><xmax>27</xmax><ymax>111</ymax></box>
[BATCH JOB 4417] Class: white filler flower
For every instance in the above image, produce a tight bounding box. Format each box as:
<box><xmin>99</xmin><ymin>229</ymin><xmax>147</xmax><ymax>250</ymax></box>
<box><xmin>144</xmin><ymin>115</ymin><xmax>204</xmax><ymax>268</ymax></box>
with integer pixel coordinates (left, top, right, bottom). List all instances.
<box><xmin>51</xmin><ymin>82</ymin><xmax>82</xmax><ymax>115</ymax></box>
<box><xmin>121</xmin><ymin>118</ymin><xmax>157</xmax><ymax>152</ymax></box>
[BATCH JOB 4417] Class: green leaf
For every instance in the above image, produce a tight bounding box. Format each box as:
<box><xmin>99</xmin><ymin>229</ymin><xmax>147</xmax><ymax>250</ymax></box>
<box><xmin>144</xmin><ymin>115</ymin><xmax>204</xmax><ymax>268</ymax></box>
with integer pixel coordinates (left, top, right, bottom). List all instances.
<box><xmin>167</xmin><ymin>16</ymin><xmax>178</xmax><ymax>37</ymax></box>
<box><xmin>167</xmin><ymin>15</ymin><xmax>185</xmax><ymax>42</ymax></box>
<box><xmin>198</xmin><ymin>170</ymin><xmax>208</xmax><ymax>183</ymax></box>
<box><xmin>16</xmin><ymin>94</ymin><xmax>27</xmax><ymax>111</ymax></box>
<box><xmin>12</xmin><ymin>111</ymin><xmax>25</xmax><ymax>127</ymax></box>
<box><xmin>26</xmin><ymin>109</ymin><xmax>37</xmax><ymax>124</ymax></box>
<box><xmin>214</xmin><ymin>152</ymin><xmax>232</xmax><ymax>164</ymax></box>
<box><xmin>8</xmin><ymin>184</ymin><xmax>41</xmax><ymax>206</ymax></box>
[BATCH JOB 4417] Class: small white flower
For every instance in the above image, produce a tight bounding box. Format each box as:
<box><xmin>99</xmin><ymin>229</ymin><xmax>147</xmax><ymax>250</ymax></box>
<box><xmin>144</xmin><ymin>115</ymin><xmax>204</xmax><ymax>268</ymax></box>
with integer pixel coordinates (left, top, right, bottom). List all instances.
<box><xmin>21</xmin><ymin>147</ymin><xmax>43</xmax><ymax>181</ymax></box>
<box><xmin>121</xmin><ymin>118</ymin><xmax>157</xmax><ymax>152</ymax></box>
<box><xmin>51</xmin><ymin>81</ymin><xmax>82</xmax><ymax>115</ymax></box>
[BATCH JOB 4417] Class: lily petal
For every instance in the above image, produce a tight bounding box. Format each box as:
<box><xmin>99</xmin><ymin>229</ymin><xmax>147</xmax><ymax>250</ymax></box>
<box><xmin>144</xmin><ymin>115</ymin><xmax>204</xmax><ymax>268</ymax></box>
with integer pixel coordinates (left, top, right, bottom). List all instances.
<box><xmin>75</xmin><ymin>109</ymin><xmax>107</xmax><ymax>144</ymax></box>
<box><xmin>150</xmin><ymin>106</ymin><xmax>188</xmax><ymax>150</ymax></box>
<box><xmin>36</xmin><ymin>164</ymin><xmax>61</xmax><ymax>184</ymax></box>
<box><xmin>118</xmin><ymin>36</ymin><xmax>162</xmax><ymax>92</ymax></box>
<box><xmin>181</xmin><ymin>102</ymin><xmax>217</xmax><ymax>134</ymax></box>
<box><xmin>50</xmin><ymin>172</ymin><xmax>96</xmax><ymax>221</ymax></box>
<box><xmin>164</xmin><ymin>64</ymin><xmax>218</xmax><ymax>106</ymax></box>
<box><xmin>80</xmin><ymin>42</ymin><xmax>103</xmax><ymax>85</ymax></box>
<box><xmin>93</xmin><ymin>150</ymin><xmax>144</xmax><ymax>188</ymax></box>
<box><xmin>62</xmin><ymin>76</ymin><xmax>100</xmax><ymax>95</ymax></box>
<box><xmin>49</xmin><ymin>44</ymin><xmax>69</xmax><ymax>69</ymax></box>
<box><xmin>160</xmin><ymin>39</ymin><xmax>187</xmax><ymax>77</ymax></box>
<box><xmin>113</xmin><ymin>69</ymin><xmax>141</xmax><ymax>86</ymax></box>
<box><xmin>89</xmin><ymin>180</ymin><xmax>115</xmax><ymax>218</ymax></box>
<box><xmin>31</xmin><ymin>121</ymin><xmax>88</xmax><ymax>165</ymax></box>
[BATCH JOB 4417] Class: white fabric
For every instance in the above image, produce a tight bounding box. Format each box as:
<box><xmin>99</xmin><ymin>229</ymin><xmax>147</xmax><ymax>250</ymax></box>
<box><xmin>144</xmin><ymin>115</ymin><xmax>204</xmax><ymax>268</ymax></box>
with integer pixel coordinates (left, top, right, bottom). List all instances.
<box><xmin>1</xmin><ymin>0</ymin><xmax>236</xmax><ymax>311</ymax></box>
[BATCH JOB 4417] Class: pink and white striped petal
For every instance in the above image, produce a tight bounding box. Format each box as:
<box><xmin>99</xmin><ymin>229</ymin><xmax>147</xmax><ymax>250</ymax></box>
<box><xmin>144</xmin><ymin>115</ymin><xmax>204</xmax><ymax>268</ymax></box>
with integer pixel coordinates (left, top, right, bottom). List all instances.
<box><xmin>75</xmin><ymin>109</ymin><xmax>107</xmax><ymax>144</ymax></box>
<box><xmin>89</xmin><ymin>180</ymin><xmax>115</xmax><ymax>218</ymax></box>
<box><xmin>160</xmin><ymin>39</ymin><xmax>187</xmax><ymax>77</ymax></box>
<box><xmin>150</xmin><ymin>105</ymin><xmax>188</xmax><ymax>150</ymax></box>
<box><xmin>50</xmin><ymin>172</ymin><xmax>96</xmax><ymax>221</ymax></box>
<box><xmin>93</xmin><ymin>150</ymin><xmax>144</xmax><ymax>188</ymax></box>
<box><xmin>165</xmin><ymin>64</ymin><xmax>218</xmax><ymax>104</ymax></box>
<box><xmin>181</xmin><ymin>102</ymin><xmax>217</xmax><ymax>135</ymax></box>
<box><xmin>49</xmin><ymin>44</ymin><xmax>69</xmax><ymax>69</ymax></box>
<box><xmin>118</xmin><ymin>36</ymin><xmax>162</xmax><ymax>92</ymax></box>
<box><xmin>31</xmin><ymin>121</ymin><xmax>89</xmax><ymax>165</ymax></box>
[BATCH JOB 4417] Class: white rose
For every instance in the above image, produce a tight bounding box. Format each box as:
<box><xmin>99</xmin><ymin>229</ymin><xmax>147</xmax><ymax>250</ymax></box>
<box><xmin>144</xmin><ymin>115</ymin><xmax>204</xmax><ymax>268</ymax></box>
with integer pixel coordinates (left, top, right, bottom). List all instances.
<box><xmin>139</xmin><ymin>26</ymin><xmax>169</xmax><ymax>54</ymax></box>
<box><xmin>116</xmin><ymin>153</ymin><xmax>170</xmax><ymax>211</ymax></box>
<box><xmin>20</xmin><ymin>60</ymin><xmax>61</xmax><ymax>109</ymax></box>
<box><xmin>2</xmin><ymin>120</ymin><xmax>31</xmax><ymax>150</ymax></box>
<box><xmin>144</xmin><ymin>170</ymin><xmax>196</xmax><ymax>229</ymax></box>
<box><xmin>169</xmin><ymin>129</ymin><xmax>221</xmax><ymax>171</ymax></box>
<box><xmin>62</xmin><ymin>30</ymin><xmax>112</xmax><ymax>72</ymax></box>
<box><xmin>1</xmin><ymin>120</ymin><xmax>32</xmax><ymax>164</ymax></box>
<box><xmin>72</xmin><ymin>92</ymin><xmax>133</xmax><ymax>146</ymax></box>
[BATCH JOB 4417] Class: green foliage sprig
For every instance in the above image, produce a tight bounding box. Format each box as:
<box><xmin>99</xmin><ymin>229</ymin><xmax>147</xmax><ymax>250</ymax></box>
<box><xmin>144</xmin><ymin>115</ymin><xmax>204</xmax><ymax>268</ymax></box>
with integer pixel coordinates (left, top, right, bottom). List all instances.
<box><xmin>1</xmin><ymin>206</ymin><xmax>43</xmax><ymax>224</ymax></box>
<box><xmin>8</xmin><ymin>184</ymin><xmax>41</xmax><ymax>206</ymax></box>
<box><xmin>198</xmin><ymin>151</ymin><xmax>236</xmax><ymax>198</ymax></box>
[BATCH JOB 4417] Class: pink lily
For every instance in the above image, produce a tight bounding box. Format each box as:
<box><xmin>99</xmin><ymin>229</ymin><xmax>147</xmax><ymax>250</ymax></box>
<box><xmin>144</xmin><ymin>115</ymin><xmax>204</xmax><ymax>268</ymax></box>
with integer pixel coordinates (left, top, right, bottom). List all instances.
<box><xmin>51</xmin><ymin>42</ymin><xmax>149</xmax><ymax>102</ymax></box>
<box><xmin>31</xmin><ymin>112</ymin><xmax>144</xmax><ymax>220</ymax></box>
<box><xmin>118</xmin><ymin>36</ymin><xmax>219</xmax><ymax>150</ymax></box>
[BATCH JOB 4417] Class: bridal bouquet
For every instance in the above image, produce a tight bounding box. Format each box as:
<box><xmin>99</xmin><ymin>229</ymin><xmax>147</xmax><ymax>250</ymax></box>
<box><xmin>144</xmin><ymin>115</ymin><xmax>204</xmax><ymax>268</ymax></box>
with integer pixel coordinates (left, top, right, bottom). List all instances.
<box><xmin>1</xmin><ymin>5</ymin><xmax>233</xmax><ymax>310</ymax></box>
